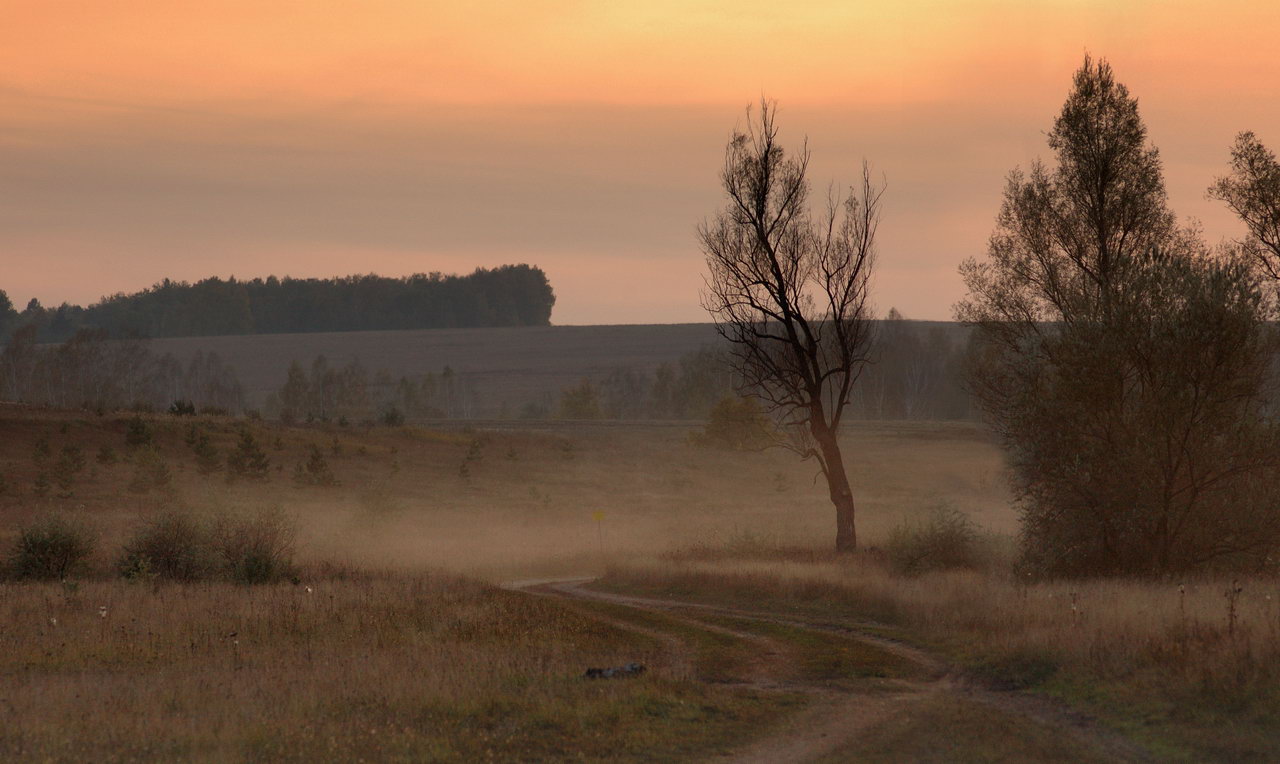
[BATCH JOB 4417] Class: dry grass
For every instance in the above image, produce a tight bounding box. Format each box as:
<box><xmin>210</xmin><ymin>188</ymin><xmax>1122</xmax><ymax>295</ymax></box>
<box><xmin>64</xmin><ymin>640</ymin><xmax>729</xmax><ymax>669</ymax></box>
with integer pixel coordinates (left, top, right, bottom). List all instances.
<box><xmin>0</xmin><ymin>570</ymin><xmax>790</xmax><ymax>761</ymax></box>
<box><xmin>599</xmin><ymin>555</ymin><xmax>1280</xmax><ymax>760</ymax></box>
<box><xmin>8</xmin><ymin>406</ymin><xmax>1274</xmax><ymax>759</ymax></box>
<box><xmin>0</xmin><ymin>409</ymin><xmax>1009</xmax><ymax>580</ymax></box>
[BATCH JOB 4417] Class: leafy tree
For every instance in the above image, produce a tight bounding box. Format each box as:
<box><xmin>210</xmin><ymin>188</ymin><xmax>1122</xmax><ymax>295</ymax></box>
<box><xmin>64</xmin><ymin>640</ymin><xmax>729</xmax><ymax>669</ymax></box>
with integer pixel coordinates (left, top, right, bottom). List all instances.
<box><xmin>700</xmin><ymin>101</ymin><xmax>881</xmax><ymax>552</ymax></box>
<box><xmin>957</xmin><ymin>57</ymin><xmax>1280</xmax><ymax>576</ymax></box>
<box><xmin>1210</xmin><ymin>132</ymin><xmax>1280</xmax><ymax>282</ymax></box>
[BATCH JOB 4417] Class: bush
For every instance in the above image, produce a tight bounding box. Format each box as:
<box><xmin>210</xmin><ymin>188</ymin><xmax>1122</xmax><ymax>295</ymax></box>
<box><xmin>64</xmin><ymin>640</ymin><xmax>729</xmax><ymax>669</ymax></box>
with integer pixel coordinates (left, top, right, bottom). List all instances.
<box><xmin>190</xmin><ymin>432</ymin><xmax>222</xmax><ymax>475</ymax></box>
<box><xmin>53</xmin><ymin>445</ymin><xmax>86</xmax><ymax>493</ymax></box>
<box><xmin>10</xmin><ymin>514</ymin><xmax>95</xmax><ymax>580</ymax></box>
<box><xmin>226</xmin><ymin>427</ymin><xmax>270</xmax><ymax>482</ymax></box>
<box><xmin>118</xmin><ymin>511</ymin><xmax>214</xmax><ymax>581</ymax></box>
<box><xmin>379</xmin><ymin>404</ymin><xmax>405</xmax><ymax>427</ymax></box>
<box><xmin>293</xmin><ymin>445</ymin><xmax>338</xmax><ymax>487</ymax></box>
<box><xmin>212</xmin><ymin>508</ymin><xmax>296</xmax><ymax>584</ymax></box>
<box><xmin>128</xmin><ymin>446</ymin><xmax>173</xmax><ymax>494</ymax></box>
<box><xmin>124</xmin><ymin>415</ymin><xmax>153</xmax><ymax>447</ymax></box>
<box><xmin>96</xmin><ymin>444</ymin><xmax>119</xmax><ymax>465</ymax></box>
<box><xmin>694</xmin><ymin>396</ymin><xmax>773</xmax><ymax>451</ymax></box>
<box><xmin>886</xmin><ymin>505</ymin><xmax>982</xmax><ymax>575</ymax></box>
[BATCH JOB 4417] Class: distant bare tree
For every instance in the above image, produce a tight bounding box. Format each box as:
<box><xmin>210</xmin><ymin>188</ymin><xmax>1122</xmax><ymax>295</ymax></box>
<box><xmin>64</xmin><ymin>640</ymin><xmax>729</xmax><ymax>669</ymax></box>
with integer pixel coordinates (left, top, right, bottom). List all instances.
<box><xmin>699</xmin><ymin>101</ymin><xmax>882</xmax><ymax>552</ymax></box>
<box><xmin>1211</xmin><ymin>132</ymin><xmax>1280</xmax><ymax>282</ymax></box>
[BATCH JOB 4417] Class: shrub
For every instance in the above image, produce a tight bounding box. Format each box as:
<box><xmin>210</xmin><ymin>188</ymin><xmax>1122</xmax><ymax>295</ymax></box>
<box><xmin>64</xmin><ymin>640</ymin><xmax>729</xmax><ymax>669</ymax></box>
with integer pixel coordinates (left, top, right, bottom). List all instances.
<box><xmin>124</xmin><ymin>415</ymin><xmax>153</xmax><ymax>448</ymax></box>
<box><xmin>118</xmin><ymin>511</ymin><xmax>214</xmax><ymax>581</ymax></box>
<box><xmin>32</xmin><ymin>436</ymin><xmax>53</xmax><ymax>467</ymax></box>
<box><xmin>694</xmin><ymin>396</ymin><xmax>773</xmax><ymax>451</ymax></box>
<box><xmin>53</xmin><ymin>445</ymin><xmax>86</xmax><ymax>493</ymax></box>
<box><xmin>380</xmin><ymin>404</ymin><xmax>405</xmax><ymax>427</ymax></box>
<box><xmin>886</xmin><ymin>505</ymin><xmax>982</xmax><ymax>575</ymax></box>
<box><xmin>10</xmin><ymin>514</ymin><xmax>95</xmax><ymax>580</ymax></box>
<box><xmin>212</xmin><ymin>508</ymin><xmax>296</xmax><ymax>584</ymax></box>
<box><xmin>558</xmin><ymin>379</ymin><xmax>602</xmax><ymax>419</ymax></box>
<box><xmin>190</xmin><ymin>432</ymin><xmax>222</xmax><ymax>475</ymax></box>
<box><xmin>96</xmin><ymin>444</ymin><xmax>119</xmax><ymax>465</ymax></box>
<box><xmin>226</xmin><ymin>427</ymin><xmax>270</xmax><ymax>482</ymax></box>
<box><xmin>293</xmin><ymin>445</ymin><xmax>338</xmax><ymax>487</ymax></box>
<box><xmin>128</xmin><ymin>446</ymin><xmax>173</xmax><ymax>494</ymax></box>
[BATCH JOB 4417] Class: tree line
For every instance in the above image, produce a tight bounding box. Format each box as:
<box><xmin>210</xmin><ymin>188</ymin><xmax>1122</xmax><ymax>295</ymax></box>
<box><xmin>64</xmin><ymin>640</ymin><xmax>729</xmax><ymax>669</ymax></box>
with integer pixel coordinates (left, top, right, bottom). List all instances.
<box><xmin>0</xmin><ymin>265</ymin><xmax>555</xmax><ymax>342</ymax></box>
<box><xmin>0</xmin><ymin>326</ymin><xmax>245</xmax><ymax>413</ymax></box>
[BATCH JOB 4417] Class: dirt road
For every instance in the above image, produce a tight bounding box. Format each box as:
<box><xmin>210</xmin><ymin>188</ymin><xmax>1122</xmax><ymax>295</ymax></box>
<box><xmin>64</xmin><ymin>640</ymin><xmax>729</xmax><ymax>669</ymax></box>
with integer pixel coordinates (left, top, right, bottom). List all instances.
<box><xmin>506</xmin><ymin>578</ymin><xmax>1150</xmax><ymax>763</ymax></box>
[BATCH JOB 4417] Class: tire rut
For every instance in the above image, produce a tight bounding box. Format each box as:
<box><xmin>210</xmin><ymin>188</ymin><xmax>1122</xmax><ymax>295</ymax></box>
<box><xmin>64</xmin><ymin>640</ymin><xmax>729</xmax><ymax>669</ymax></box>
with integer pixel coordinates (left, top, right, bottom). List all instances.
<box><xmin>508</xmin><ymin>576</ymin><xmax>1153</xmax><ymax>763</ymax></box>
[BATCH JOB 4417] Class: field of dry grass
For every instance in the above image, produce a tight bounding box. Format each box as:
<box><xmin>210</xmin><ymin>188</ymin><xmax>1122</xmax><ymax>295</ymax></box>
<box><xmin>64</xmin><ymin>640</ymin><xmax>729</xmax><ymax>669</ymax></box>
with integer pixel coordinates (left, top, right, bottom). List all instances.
<box><xmin>597</xmin><ymin>555</ymin><xmax>1280</xmax><ymax>760</ymax></box>
<box><xmin>3</xmin><ymin>405</ymin><xmax>1275</xmax><ymax>760</ymax></box>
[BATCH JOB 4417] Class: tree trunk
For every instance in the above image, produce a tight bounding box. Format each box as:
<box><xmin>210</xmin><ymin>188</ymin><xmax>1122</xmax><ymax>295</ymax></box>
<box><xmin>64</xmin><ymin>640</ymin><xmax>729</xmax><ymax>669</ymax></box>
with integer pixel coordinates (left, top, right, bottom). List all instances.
<box><xmin>814</xmin><ymin>424</ymin><xmax>857</xmax><ymax>553</ymax></box>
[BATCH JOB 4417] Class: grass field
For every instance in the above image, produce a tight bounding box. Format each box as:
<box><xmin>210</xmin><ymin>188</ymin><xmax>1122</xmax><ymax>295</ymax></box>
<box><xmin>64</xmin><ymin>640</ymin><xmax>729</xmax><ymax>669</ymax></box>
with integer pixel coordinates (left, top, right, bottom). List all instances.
<box><xmin>2</xmin><ymin>406</ymin><xmax>1275</xmax><ymax>760</ymax></box>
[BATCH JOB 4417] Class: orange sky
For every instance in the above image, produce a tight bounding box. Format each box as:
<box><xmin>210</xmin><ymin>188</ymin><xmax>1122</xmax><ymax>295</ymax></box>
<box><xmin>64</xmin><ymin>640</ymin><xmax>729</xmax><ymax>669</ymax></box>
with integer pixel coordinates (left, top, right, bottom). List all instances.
<box><xmin>3</xmin><ymin>1</ymin><xmax>1280</xmax><ymax>323</ymax></box>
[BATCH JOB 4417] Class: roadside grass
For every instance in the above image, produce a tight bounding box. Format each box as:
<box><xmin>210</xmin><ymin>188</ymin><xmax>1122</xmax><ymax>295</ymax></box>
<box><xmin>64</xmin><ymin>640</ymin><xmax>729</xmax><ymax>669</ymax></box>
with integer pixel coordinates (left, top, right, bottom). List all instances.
<box><xmin>596</xmin><ymin>557</ymin><xmax>1280</xmax><ymax>762</ymax></box>
<box><xmin>0</xmin><ymin>572</ymin><xmax>795</xmax><ymax>761</ymax></box>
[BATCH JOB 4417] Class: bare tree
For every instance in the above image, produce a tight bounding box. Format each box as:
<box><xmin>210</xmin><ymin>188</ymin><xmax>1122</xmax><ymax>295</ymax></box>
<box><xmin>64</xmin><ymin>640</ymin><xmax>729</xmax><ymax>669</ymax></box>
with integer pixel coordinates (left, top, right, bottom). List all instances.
<box><xmin>699</xmin><ymin>101</ymin><xmax>881</xmax><ymax>553</ymax></box>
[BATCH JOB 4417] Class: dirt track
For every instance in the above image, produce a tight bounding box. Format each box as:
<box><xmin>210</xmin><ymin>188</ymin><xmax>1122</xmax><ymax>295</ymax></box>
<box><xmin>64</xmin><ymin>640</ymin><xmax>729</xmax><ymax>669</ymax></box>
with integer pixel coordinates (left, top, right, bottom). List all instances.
<box><xmin>506</xmin><ymin>578</ymin><xmax>1151</xmax><ymax>763</ymax></box>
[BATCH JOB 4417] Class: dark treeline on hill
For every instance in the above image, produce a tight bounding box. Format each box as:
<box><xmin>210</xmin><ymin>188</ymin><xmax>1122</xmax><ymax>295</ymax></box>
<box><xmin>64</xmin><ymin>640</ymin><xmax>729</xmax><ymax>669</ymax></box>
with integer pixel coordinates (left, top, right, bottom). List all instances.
<box><xmin>0</xmin><ymin>265</ymin><xmax>555</xmax><ymax>342</ymax></box>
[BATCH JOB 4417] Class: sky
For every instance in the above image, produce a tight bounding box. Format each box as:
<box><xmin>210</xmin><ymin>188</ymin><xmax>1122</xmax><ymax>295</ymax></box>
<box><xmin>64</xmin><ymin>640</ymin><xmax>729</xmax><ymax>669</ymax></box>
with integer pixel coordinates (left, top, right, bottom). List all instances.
<box><xmin>3</xmin><ymin>1</ymin><xmax>1280</xmax><ymax>324</ymax></box>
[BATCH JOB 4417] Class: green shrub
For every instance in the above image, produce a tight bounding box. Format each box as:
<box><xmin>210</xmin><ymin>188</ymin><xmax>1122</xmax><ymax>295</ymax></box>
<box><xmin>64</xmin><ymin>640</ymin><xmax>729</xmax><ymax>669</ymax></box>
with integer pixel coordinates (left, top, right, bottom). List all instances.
<box><xmin>118</xmin><ymin>511</ymin><xmax>215</xmax><ymax>582</ymax></box>
<box><xmin>886</xmin><ymin>505</ymin><xmax>982</xmax><ymax>575</ymax></box>
<box><xmin>10</xmin><ymin>514</ymin><xmax>95</xmax><ymax>580</ymax></box>
<box><xmin>212</xmin><ymin>508</ymin><xmax>296</xmax><ymax>584</ymax></box>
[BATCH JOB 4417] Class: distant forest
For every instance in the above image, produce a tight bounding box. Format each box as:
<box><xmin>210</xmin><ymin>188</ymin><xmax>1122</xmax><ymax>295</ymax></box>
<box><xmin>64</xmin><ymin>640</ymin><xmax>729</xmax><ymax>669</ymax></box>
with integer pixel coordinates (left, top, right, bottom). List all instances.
<box><xmin>0</xmin><ymin>265</ymin><xmax>555</xmax><ymax>342</ymax></box>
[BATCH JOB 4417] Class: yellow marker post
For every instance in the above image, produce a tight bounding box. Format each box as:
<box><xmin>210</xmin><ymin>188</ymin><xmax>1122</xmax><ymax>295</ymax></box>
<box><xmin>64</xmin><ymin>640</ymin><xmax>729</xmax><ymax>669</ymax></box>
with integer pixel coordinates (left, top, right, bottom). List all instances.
<box><xmin>592</xmin><ymin>510</ymin><xmax>605</xmax><ymax>559</ymax></box>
